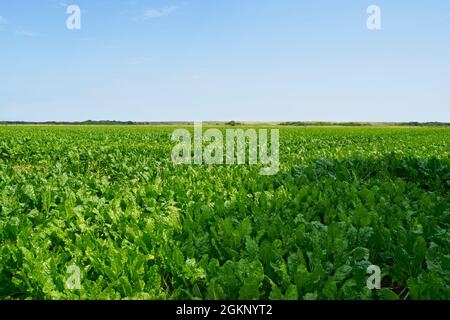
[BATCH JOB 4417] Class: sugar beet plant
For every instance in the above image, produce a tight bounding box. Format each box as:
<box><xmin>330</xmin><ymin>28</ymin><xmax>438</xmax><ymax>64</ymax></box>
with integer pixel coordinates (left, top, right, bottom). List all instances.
<box><xmin>0</xmin><ymin>126</ymin><xmax>449</xmax><ymax>300</ymax></box>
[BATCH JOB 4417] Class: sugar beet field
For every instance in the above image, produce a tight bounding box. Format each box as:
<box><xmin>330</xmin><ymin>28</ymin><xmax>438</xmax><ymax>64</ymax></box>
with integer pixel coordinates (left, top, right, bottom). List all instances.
<box><xmin>0</xmin><ymin>125</ymin><xmax>449</xmax><ymax>300</ymax></box>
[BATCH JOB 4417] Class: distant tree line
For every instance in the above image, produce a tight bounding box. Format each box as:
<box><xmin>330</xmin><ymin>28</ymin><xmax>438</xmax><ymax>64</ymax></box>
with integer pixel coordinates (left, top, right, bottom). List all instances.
<box><xmin>0</xmin><ymin>120</ymin><xmax>245</xmax><ymax>126</ymax></box>
<box><xmin>396</xmin><ymin>122</ymin><xmax>450</xmax><ymax>127</ymax></box>
<box><xmin>280</xmin><ymin>121</ymin><xmax>450</xmax><ymax>127</ymax></box>
<box><xmin>0</xmin><ymin>120</ymin><xmax>190</xmax><ymax>125</ymax></box>
<box><xmin>0</xmin><ymin>120</ymin><xmax>448</xmax><ymax>127</ymax></box>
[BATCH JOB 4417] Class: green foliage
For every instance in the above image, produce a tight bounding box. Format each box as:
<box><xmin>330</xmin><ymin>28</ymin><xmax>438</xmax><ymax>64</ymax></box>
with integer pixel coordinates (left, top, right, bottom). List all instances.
<box><xmin>0</xmin><ymin>125</ymin><xmax>449</xmax><ymax>300</ymax></box>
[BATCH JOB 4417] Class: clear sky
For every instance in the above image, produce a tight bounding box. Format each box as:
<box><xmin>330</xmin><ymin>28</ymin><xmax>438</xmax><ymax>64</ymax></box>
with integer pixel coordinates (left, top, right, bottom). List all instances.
<box><xmin>0</xmin><ymin>0</ymin><xmax>449</xmax><ymax>122</ymax></box>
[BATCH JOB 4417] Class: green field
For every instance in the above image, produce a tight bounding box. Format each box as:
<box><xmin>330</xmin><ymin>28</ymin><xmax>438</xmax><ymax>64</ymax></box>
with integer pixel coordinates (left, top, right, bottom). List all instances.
<box><xmin>0</xmin><ymin>125</ymin><xmax>449</xmax><ymax>300</ymax></box>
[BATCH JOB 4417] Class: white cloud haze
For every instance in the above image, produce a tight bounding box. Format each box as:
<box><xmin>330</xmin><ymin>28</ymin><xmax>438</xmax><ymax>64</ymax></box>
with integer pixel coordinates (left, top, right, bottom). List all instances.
<box><xmin>15</xmin><ymin>30</ymin><xmax>38</xmax><ymax>37</ymax></box>
<box><xmin>144</xmin><ymin>6</ymin><xmax>177</xmax><ymax>18</ymax></box>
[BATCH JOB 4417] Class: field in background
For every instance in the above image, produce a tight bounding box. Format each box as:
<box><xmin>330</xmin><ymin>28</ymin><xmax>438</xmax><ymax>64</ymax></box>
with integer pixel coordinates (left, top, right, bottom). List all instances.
<box><xmin>0</xmin><ymin>125</ymin><xmax>449</xmax><ymax>299</ymax></box>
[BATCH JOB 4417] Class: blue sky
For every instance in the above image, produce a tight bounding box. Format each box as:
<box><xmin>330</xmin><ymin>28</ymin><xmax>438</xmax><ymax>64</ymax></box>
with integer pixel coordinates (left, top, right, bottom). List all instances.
<box><xmin>0</xmin><ymin>0</ymin><xmax>449</xmax><ymax>122</ymax></box>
